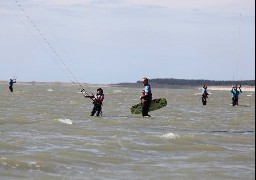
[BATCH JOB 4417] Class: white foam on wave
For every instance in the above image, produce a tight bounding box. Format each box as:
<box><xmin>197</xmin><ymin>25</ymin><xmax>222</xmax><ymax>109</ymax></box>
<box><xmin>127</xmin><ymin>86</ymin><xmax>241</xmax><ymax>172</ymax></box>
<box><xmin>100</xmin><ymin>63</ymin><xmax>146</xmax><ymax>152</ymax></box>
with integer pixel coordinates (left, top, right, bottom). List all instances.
<box><xmin>58</xmin><ymin>119</ymin><xmax>73</xmax><ymax>125</ymax></box>
<box><xmin>161</xmin><ymin>133</ymin><xmax>180</xmax><ymax>139</ymax></box>
<box><xmin>69</xmin><ymin>101</ymin><xmax>76</xmax><ymax>104</ymax></box>
<box><xmin>113</xmin><ymin>90</ymin><xmax>122</xmax><ymax>93</ymax></box>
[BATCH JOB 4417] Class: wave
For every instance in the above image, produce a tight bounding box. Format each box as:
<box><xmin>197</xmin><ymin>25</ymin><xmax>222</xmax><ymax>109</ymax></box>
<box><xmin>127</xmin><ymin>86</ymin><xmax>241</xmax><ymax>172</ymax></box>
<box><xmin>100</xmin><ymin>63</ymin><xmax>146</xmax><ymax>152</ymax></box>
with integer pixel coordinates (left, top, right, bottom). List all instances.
<box><xmin>160</xmin><ymin>133</ymin><xmax>180</xmax><ymax>139</ymax></box>
<box><xmin>57</xmin><ymin>119</ymin><xmax>73</xmax><ymax>125</ymax></box>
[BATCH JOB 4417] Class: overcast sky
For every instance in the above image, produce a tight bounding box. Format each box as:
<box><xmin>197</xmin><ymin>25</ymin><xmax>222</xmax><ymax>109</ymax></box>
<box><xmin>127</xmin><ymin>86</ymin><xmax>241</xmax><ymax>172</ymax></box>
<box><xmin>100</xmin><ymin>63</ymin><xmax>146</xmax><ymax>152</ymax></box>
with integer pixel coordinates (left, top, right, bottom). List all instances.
<box><xmin>0</xmin><ymin>0</ymin><xmax>255</xmax><ymax>84</ymax></box>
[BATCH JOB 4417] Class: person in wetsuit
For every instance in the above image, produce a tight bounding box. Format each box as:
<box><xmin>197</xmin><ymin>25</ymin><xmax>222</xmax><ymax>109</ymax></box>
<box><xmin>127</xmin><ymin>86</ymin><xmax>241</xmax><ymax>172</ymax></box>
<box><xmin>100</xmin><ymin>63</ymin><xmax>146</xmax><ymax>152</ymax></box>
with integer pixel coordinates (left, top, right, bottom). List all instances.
<box><xmin>85</xmin><ymin>88</ymin><xmax>104</xmax><ymax>116</ymax></box>
<box><xmin>231</xmin><ymin>85</ymin><xmax>242</xmax><ymax>106</ymax></box>
<box><xmin>9</xmin><ymin>79</ymin><xmax>16</xmax><ymax>92</ymax></box>
<box><xmin>140</xmin><ymin>77</ymin><xmax>152</xmax><ymax>117</ymax></box>
<box><xmin>202</xmin><ymin>85</ymin><xmax>209</xmax><ymax>105</ymax></box>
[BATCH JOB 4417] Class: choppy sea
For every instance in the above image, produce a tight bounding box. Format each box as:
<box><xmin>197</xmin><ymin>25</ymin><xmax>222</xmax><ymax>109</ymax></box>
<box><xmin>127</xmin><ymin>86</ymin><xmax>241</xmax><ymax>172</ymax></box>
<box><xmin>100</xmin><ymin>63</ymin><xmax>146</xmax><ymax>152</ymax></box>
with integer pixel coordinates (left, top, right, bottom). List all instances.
<box><xmin>0</xmin><ymin>83</ymin><xmax>255</xmax><ymax>179</ymax></box>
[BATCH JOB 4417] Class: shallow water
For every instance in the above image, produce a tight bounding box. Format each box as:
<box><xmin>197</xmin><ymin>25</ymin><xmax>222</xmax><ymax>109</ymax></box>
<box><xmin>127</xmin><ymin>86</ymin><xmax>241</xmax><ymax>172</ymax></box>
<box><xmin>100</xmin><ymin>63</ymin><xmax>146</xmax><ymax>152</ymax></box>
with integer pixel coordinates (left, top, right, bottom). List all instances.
<box><xmin>0</xmin><ymin>84</ymin><xmax>255</xmax><ymax>179</ymax></box>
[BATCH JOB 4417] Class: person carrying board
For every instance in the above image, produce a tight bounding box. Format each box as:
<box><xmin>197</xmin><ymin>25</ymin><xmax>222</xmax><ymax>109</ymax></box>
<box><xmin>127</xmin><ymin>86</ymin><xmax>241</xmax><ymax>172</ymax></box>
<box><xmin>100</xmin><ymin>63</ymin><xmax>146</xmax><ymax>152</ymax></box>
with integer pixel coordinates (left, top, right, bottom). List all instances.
<box><xmin>140</xmin><ymin>77</ymin><xmax>152</xmax><ymax>117</ymax></box>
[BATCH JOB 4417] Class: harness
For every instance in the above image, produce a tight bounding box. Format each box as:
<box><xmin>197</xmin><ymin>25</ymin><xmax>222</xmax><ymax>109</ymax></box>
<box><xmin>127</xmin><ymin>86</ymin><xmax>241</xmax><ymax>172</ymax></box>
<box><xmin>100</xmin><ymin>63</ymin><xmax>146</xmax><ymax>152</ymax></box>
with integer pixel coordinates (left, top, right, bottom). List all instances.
<box><xmin>202</xmin><ymin>89</ymin><xmax>208</xmax><ymax>97</ymax></box>
<box><xmin>93</xmin><ymin>94</ymin><xmax>104</xmax><ymax>105</ymax></box>
<box><xmin>142</xmin><ymin>85</ymin><xmax>152</xmax><ymax>101</ymax></box>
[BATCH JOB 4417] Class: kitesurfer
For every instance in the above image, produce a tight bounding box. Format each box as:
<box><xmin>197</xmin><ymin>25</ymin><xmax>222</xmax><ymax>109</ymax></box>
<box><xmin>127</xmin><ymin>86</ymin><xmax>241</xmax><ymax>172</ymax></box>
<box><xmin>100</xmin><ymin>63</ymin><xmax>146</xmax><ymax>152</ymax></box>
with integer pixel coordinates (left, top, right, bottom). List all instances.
<box><xmin>231</xmin><ymin>85</ymin><xmax>242</xmax><ymax>106</ymax></box>
<box><xmin>140</xmin><ymin>77</ymin><xmax>152</xmax><ymax>117</ymax></box>
<box><xmin>9</xmin><ymin>78</ymin><xmax>16</xmax><ymax>92</ymax></box>
<box><xmin>85</xmin><ymin>88</ymin><xmax>104</xmax><ymax>116</ymax></box>
<box><xmin>202</xmin><ymin>85</ymin><xmax>209</xmax><ymax>105</ymax></box>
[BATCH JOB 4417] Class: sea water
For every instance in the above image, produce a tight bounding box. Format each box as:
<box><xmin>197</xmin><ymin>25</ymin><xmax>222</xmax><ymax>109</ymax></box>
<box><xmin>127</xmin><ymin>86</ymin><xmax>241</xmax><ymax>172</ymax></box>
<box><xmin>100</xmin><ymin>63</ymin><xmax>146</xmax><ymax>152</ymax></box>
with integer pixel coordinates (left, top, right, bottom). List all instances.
<box><xmin>0</xmin><ymin>84</ymin><xmax>255</xmax><ymax>179</ymax></box>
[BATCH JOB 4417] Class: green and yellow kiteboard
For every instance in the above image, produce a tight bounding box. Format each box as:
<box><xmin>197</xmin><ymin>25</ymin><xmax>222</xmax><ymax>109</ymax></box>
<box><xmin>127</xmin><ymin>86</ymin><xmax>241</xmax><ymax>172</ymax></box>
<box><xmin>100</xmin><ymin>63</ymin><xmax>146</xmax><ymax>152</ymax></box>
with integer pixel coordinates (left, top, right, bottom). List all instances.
<box><xmin>131</xmin><ymin>98</ymin><xmax>167</xmax><ymax>114</ymax></box>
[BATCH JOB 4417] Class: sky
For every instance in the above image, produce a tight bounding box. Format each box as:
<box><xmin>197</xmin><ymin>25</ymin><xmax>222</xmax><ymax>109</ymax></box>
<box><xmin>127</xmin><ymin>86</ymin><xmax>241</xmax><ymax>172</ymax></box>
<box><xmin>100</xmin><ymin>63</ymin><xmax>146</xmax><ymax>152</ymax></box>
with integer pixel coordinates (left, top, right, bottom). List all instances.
<box><xmin>0</xmin><ymin>0</ymin><xmax>255</xmax><ymax>84</ymax></box>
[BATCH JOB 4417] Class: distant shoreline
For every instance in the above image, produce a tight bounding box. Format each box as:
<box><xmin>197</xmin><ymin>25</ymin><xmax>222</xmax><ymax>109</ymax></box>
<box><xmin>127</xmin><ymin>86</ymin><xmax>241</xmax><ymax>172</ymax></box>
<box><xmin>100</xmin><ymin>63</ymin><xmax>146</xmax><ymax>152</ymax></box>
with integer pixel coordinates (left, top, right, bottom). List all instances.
<box><xmin>0</xmin><ymin>81</ymin><xmax>111</xmax><ymax>87</ymax></box>
<box><xmin>0</xmin><ymin>81</ymin><xmax>254</xmax><ymax>91</ymax></box>
<box><xmin>202</xmin><ymin>86</ymin><xmax>255</xmax><ymax>92</ymax></box>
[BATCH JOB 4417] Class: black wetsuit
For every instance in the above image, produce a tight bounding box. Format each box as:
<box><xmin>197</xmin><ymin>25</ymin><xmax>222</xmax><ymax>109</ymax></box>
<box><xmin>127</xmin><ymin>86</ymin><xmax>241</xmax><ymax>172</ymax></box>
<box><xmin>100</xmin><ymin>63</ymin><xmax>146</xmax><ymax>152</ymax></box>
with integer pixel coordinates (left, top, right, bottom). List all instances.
<box><xmin>202</xmin><ymin>89</ymin><xmax>208</xmax><ymax>105</ymax></box>
<box><xmin>231</xmin><ymin>88</ymin><xmax>242</xmax><ymax>106</ymax></box>
<box><xmin>91</xmin><ymin>94</ymin><xmax>104</xmax><ymax>116</ymax></box>
<box><xmin>9</xmin><ymin>79</ymin><xmax>16</xmax><ymax>92</ymax></box>
<box><xmin>141</xmin><ymin>84</ymin><xmax>152</xmax><ymax>117</ymax></box>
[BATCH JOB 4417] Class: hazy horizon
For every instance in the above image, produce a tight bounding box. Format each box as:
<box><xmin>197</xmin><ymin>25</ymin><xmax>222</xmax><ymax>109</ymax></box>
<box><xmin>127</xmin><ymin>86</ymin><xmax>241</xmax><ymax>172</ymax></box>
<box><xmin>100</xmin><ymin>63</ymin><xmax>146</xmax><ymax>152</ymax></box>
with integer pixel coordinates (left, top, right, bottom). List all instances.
<box><xmin>0</xmin><ymin>78</ymin><xmax>255</xmax><ymax>85</ymax></box>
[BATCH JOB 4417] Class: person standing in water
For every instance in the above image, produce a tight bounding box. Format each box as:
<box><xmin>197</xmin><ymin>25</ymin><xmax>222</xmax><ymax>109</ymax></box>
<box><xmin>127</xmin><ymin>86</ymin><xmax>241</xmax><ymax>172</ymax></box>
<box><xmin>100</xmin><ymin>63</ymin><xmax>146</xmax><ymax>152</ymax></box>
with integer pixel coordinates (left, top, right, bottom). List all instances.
<box><xmin>140</xmin><ymin>77</ymin><xmax>152</xmax><ymax>117</ymax></box>
<box><xmin>85</xmin><ymin>88</ymin><xmax>104</xmax><ymax>116</ymax></box>
<box><xmin>202</xmin><ymin>85</ymin><xmax>209</xmax><ymax>105</ymax></box>
<box><xmin>9</xmin><ymin>78</ymin><xmax>16</xmax><ymax>92</ymax></box>
<box><xmin>231</xmin><ymin>85</ymin><xmax>242</xmax><ymax>106</ymax></box>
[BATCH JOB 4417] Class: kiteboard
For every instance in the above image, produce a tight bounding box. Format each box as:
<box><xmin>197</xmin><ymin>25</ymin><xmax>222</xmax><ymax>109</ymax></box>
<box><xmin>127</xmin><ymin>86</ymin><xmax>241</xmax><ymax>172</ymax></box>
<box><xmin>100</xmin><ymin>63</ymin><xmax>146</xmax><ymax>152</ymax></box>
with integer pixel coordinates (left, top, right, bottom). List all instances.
<box><xmin>131</xmin><ymin>98</ymin><xmax>167</xmax><ymax>114</ymax></box>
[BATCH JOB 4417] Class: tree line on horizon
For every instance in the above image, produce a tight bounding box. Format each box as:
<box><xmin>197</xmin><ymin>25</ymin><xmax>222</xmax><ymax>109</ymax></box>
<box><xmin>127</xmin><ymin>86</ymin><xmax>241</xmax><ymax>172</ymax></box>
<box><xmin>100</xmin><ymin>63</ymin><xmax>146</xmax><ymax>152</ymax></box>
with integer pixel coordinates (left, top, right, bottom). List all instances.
<box><xmin>146</xmin><ymin>78</ymin><xmax>255</xmax><ymax>86</ymax></box>
<box><xmin>116</xmin><ymin>78</ymin><xmax>255</xmax><ymax>88</ymax></box>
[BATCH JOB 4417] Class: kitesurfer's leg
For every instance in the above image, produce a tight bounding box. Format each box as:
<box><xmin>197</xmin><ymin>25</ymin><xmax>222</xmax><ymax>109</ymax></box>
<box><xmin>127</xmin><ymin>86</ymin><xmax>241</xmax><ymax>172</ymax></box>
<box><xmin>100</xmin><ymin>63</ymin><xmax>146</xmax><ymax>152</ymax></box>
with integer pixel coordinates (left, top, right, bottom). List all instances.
<box><xmin>232</xmin><ymin>97</ymin><xmax>236</xmax><ymax>106</ymax></box>
<box><xmin>235</xmin><ymin>97</ymin><xmax>239</xmax><ymax>106</ymax></box>
<box><xmin>91</xmin><ymin>106</ymin><xmax>96</xmax><ymax>116</ymax></box>
<box><xmin>142</xmin><ymin>101</ymin><xmax>151</xmax><ymax>117</ymax></box>
<box><xmin>202</xmin><ymin>97</ymin><xmax>206</xmax><ymax>105</ymax></box>
<box><xmin>9</xmin><ymin>86</ymin><xmax>13</xmax><ymax>92</ymax></box>
<box><xmin>96</xmin><ymin>105</ymin><xmax>102</xmax><ymax>117</ymax></box>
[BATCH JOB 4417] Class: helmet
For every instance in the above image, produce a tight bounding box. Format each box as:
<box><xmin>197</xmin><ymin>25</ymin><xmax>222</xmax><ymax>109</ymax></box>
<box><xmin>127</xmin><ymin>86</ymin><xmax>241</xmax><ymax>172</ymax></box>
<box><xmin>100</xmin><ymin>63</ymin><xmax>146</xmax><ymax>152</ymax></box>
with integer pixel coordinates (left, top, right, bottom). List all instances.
<box><xmin>97</xmin><ymin>88</ymin><xmax>103</xmax><ymax>94</ymax></box>
<box><xmin>143</xmin><ymin>77</ymin><xmax>149</xmax><ymax>83</ymax></box>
